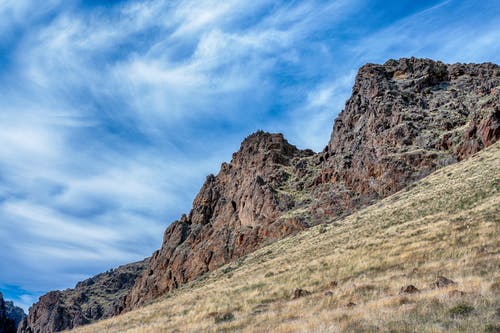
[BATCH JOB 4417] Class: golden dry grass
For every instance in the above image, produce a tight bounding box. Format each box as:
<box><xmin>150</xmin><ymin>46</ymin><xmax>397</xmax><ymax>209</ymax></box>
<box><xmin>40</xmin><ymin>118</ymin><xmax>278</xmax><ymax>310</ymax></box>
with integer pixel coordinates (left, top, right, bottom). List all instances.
<box><xmin>71</xmin><ymin>142</ymin><xmax>500</xmax><ymax>333</ymax></box>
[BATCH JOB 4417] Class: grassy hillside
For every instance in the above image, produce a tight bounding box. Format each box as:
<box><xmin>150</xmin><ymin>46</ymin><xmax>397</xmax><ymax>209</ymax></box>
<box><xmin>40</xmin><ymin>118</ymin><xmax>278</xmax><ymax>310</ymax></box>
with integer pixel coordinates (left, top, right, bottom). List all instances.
<box><xmin>71</xmin><ymin>142</ymin><xmax>500</xmax><ymax>333</ymax></box>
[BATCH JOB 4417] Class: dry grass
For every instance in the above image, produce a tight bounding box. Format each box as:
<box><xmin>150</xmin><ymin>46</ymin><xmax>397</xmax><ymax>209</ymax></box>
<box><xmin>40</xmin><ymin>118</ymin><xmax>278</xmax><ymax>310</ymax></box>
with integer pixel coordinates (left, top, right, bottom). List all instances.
<box><xmin>71</xmin><ymin>142</ymin><xmax>500</xmax><ymax>333</ymax></box>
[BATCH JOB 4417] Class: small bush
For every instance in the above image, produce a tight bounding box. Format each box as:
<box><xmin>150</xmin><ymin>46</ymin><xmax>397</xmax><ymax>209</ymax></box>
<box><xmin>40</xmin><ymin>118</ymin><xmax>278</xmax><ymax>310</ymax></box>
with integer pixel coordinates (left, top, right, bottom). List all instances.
<box><xmin>484</xmin><ymin>323</ymin><xmax>500</xmax><ymax>333</ymax></box>
<box><xmin>221</xmin><ymin>266</ymin><xmax>234</xmax><ymax>274</ymax></box>
<box><xmin>449</xmin><ymin>303</ymin><xmax>474</xmax><ymax>318</ymax></box>
<box><xmin>214</xmin><ymin>312</ymin><xmax>234</xmax><ymax>324</ymax></box>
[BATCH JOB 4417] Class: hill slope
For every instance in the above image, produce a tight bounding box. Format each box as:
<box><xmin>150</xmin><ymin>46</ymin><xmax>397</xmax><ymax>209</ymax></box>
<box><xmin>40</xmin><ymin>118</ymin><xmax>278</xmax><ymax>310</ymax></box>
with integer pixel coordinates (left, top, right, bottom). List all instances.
<box><xmin>125</xmin><ymin>58</ymin><xmax>499</xmax><ymax>312</ymax></box>
<box><xmin>71</xmin><ymin>141</ymin><xmax>499</xmax><ymax>332</ymax></box>
<box><xmin>22</xmin><ymin>57</ymin><xmax>499</xmax><ymax>332</ymax></box>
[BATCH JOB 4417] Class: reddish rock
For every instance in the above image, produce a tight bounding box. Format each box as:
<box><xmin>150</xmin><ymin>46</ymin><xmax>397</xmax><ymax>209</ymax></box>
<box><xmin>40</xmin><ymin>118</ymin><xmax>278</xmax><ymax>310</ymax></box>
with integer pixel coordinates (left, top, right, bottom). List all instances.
<box><xmin>448</xmin><ymin>290</ymin><xmax>466</xmax><ymax>297</ymax></box>
<box><xmin>24</xmin><ymin>58</ymin><xmax>499</xmax><ymax>331</ymax></box>
<box><xmin>125</xmin><ymin>58</ymin><xmax>499</xmax><ymax>312</ymax></box>
<box><xmin>21</xmin><ymin>260</ymin><xmax>148</xmax><ymax>333</ymax></box>
<box><xmin>312</xmin><ymin>58</ymin><xmax>499</xmax><ymax>219</ymax></box>
<box><xmin>125</xmin><ymin>132</ymin><xmax>312</xmax><ymax>309</ymax></box>
<box><xmin>326</xmin><ymin>281</ymin><xmax>338</xmax><ymax>290</ymax></box>
<box><xmin>400</xmin><ymin>285</ymin><xmax>420</xmax><ymax>295</ymax></box>
<box><xmin>431</xmin><ymin>276</ymin><xmax>457</xmax><ymax>289</ymax></box>
<box><xmin>291</xmin><ymin>289</ymin><xmax>312</xmax><ymax>299</ymax></box>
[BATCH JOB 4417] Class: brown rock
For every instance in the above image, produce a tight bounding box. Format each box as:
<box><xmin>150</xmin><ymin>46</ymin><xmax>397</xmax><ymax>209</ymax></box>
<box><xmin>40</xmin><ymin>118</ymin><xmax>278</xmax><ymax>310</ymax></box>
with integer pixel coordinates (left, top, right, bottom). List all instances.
<box><xmin>123</xmin><ymin>58</ymin><xmax>498</xmax><ymax>313</ymax></box>
<box><xmin>125</xmin><ymin>132</ymin><xmax>312</xmax><ymax>310</ymax></box>
<box><xmin>291</xmin><ymin>289</ymin><xmax>312</xmax><ymax>300</ymax></box>
<box><xmin>346</xmin><ymin>302</ymin><xmax>357</xmax><ymax>307</ymax></box>
<box><xmin>431</xmin><ymin>276</ymin><xmax>457</xmax><ymax>289</ymax></box>
<box><xmin>448</xmin><ymin>290</ymin><xmax>466</xmax><ymax>297</ymax></box>
<box><xmin>313</xmin><ymin>58</ymin><xmax>499</xmax><ymax>220</ymax></box>
<box><xmin>23</xmin><ymin>259</ymin><xmax>148</xmax><ymax>333</ymax></box>
<box><xmin>324</xmin><ymin>291</ymin><xmax>334</xmax><ymax>297</ymax></box>
<box><xmin>400</xmin><ymin>285</ymin><xmax>420</xmax><ymax>294</ymax></box>
<box><xmin>326</xmin><ymin>281</ymin><xmax>338</xmax><ymax>290</ymax></box>
<box><xmin>15</xmin><ymin>57</ymin><xmax>500</xmax><ymax>331</ymax></box>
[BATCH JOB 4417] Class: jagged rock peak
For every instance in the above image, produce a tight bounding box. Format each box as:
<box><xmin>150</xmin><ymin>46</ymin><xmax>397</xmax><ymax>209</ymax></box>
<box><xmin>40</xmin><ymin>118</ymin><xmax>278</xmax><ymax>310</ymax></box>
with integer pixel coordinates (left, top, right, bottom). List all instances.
<box><xmin>0</xmin><ymin>293</ymin><xmax>18</xmax><ymax>333</ymax></box>
<box><xmin>125</xmin><ymin>131</ymin><xmax>313</xmax><ymax>310</ymax></box>
<box><xmin>229</xmin><ymin>131</ymin><xmax>311</xmax><ymax>168</ymax></box>
<box><xmin>19</xmin><ymin>259</ymin><xmax>148</xmax><ymax>333</ymax></box>
<box><xmin>236</xmin><ymin>131</ymin><xmax>297</xmax><ymax>155</ymax></box>
<box><xmin>314</xmin><ymin>57</ymin><xmax>499</xmax><ymax>219</ymax></box>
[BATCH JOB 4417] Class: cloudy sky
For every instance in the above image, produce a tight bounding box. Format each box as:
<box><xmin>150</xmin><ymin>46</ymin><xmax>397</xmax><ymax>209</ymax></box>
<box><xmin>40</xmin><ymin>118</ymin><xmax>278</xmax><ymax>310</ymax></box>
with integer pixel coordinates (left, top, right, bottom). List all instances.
<box><xmin>0</xmin><ymin>0</ymin><xmax>498</xmax><ymax>311</ymax></box>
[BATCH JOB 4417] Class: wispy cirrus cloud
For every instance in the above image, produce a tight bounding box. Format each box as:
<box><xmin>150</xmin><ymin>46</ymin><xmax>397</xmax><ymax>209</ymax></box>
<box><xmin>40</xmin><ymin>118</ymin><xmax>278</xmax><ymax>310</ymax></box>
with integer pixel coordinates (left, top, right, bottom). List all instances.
<box><xmin>0</xmin><ymin>0</ymin><xmax>498</xmax><ymax>311</ymax></box>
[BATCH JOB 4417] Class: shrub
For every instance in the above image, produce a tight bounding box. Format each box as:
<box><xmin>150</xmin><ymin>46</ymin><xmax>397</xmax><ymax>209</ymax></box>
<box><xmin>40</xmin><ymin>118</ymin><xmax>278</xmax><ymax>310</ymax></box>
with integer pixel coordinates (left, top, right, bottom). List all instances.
<box><xmin>449</xmin><ymin>303</ymin><xmax>474</xmax><ymax>318</ymax></box>
<box><xmin>214</xmin><ymin>312</ymin><xmax>234</xmax><ymax>324</ymax></box>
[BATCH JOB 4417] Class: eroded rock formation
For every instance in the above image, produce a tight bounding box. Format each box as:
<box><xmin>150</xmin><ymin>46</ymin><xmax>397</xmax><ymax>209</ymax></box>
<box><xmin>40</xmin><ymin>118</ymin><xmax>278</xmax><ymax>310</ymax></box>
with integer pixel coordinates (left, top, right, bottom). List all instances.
<box><xmin>311</xmin><ymin>58</ymin><xmax>499</xmax><ymax>219</ymax></box>
<box><xmin>0</xmin><ymin>293</ymin><xmax>18</xmax><ymax>333</ymax></box>
<box><xmin>126</xmin><ymin>58</ymin><xmax>498</xmax><ymax>311</ymax></box>
<box><xmin>125</xmin><ymin>132</ymin><xmax>314</xmax><ymax>308</ymax></box>
<box><xmin>19</xmin><ymin>260</ymin><xmax>147</xmax><ymax>333</ymax></box>
<box><xmin>23</xmin><ymin>58</ymin><xmax>499</xmax><ymax>331</ymax></box>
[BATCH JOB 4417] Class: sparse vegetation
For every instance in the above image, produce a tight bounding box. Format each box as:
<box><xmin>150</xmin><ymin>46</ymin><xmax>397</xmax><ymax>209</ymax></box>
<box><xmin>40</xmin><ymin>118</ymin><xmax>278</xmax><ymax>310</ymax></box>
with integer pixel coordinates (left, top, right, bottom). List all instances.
<box><xmin>448</xmin><ymin>303</ymin><xmax>474</xmax><ymax>318</ymax></box>
<box><xmin>214</xmin><ymin>312</ymin><xmax>235</xmax><ymax>324</ymax></box>
<box><xmin>71</xmin><ymin>143</ymin><xmax>500</xmax><ymax>333</ymax></box>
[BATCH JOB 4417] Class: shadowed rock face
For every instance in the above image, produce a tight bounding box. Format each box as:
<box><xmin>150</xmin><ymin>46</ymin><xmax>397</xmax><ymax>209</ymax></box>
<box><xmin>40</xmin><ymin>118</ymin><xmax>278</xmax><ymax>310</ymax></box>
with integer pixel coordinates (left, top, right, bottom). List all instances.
<box><xmin>19</xmin><ymin>260</ymin><xmax>148</xmax><ymax>333</ymax></box>
<box><xmin>4</xmin><ymin>300</ymin><xmax>25</xmax><ymax>330</ymax></box>
<box><xmin>23</xmin><ymin>58</ymin><xmax>500</xmax><ymax>331</ymax></box>
<box><xmin>125</xmin><ymin>58</ymin><xmax>498</xmax><ymax>311</ymax></box>
<box><xmin>0</xmin><ymin>293</ymin><xmax>18</xmax><ymax>333</ymax></box>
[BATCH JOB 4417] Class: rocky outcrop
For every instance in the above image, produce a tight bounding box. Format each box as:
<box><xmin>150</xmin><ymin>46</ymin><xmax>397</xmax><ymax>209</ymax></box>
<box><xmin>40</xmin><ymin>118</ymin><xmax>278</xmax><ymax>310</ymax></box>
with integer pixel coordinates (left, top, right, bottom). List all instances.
<box><xmin>311</xmin><ymin>58</ymin><xmax>499</xmax><ymax>219</ymax></box>
<box><xmin>125</xmin><ymin>132</ymin><xmax>314</xmax><ymax>309</ymax></box>
<box><xmin>126</xmin><ymin>58</ymin><xmax>499</xmax><ymax>312</ymax></box>
<box><xmin>21</xmin><ymin>58</ymin><xmax>500</xmax><ymax>332</ymax></box>
<box><xmin>20</xmin><ymin>259</ymin><xmax>147</xmax><ymax>333</ymax></box>
<box><xmin>4</xmin><ymin>300</ymin><xmax>24</xmax><ymax>331</ymax></box>
<box><xmin>0</xmin><ymin>293</ymin><xmax>17</xmax><ymax>333</ymax></box>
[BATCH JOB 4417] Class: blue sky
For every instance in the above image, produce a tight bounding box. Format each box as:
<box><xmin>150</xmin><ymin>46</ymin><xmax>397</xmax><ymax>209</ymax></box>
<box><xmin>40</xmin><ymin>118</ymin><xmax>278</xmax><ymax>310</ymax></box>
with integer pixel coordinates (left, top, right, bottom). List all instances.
<box><xmin>0</xmin><ymin>0</ymin><xmax>498</xmax><ymax>311</ymax></box>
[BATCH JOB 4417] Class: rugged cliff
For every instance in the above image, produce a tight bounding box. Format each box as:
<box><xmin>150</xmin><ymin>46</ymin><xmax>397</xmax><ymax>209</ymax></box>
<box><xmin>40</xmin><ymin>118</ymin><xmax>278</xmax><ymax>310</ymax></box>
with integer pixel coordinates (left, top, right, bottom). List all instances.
<box><xmin>125</xmin><ymin>58</ymin><xmax>499</xmax><ymax>311</ymax></box>
<box><xmin>310</xmin><ymin>58</ymin><xmax>499</xmax><ymax>219</ymax></box>
<box><xmin>4</xmin><ymin>300</ymin><xmax>24</xmax><ymax>331</ymax></box>
<box><xmin>18</xmin><ymin>260</ymin><xmax>147</xmax><ymax>333</ymax></box>
<box><xmin>0</xmin><ymin>293</ymin><xmax>18</xmax><ymax>333</ymax></box>
<box><xmin>125</xmin><ymin>132</ymin><xmax>314</xmax><ymax>309</ymax></box>
<box><xmin>23</xmin><ymin>57</ymin><xmax>499</xmax><ymax>331</ymax></box>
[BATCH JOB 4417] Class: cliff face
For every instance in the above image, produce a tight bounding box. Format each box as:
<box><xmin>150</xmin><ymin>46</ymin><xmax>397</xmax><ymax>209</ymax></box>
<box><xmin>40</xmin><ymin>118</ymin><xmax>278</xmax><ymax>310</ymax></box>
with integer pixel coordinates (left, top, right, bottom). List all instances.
<box><xmin>125</xmin><ymin>132</ymin><xmax>314</xmax><ymax>309</ymax></box>
<box><xmin>126</xmin><ymin>58</ymin><xmax>499</xmax><ymax>311</ymax></box>
<box><xmin>4</xmin><ymin>300</ymin><xmax>24</xmax><ymax>331</ymax></box>
<box><xmin>23</xmin><ymin>58</ymin><xmax>500</xmax><ymax>331</ymax></box>
<box><xmin>311</xmin><ymin>58</ymin><xmax>499</xmax><ymax>219</ymax></box>
<box><xmin>0</xmin><ymin>293</ymin><xmax>18</xmax><ymax>333</ymax></box>
<box><xmin>19</xmin><ymin>260</ymin><xmax>148</xmax><ymax>333</ymax></box>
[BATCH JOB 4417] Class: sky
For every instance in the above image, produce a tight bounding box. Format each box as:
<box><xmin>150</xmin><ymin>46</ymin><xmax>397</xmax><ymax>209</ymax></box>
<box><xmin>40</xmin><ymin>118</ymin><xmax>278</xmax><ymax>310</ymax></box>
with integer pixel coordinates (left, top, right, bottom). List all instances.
<box><xmin>0</xmin><ymin>0</ymin><xmax>498</xmax><ymax>311</ymax></box>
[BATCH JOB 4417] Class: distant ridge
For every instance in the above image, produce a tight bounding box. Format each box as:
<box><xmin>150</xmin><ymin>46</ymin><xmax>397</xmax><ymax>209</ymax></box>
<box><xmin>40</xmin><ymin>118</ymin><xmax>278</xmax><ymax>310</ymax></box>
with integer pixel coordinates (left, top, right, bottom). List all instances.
<box><xmin>0</xmin><ymin>292</ymin><xmax>23</xmax><ymax>333</ymax></box>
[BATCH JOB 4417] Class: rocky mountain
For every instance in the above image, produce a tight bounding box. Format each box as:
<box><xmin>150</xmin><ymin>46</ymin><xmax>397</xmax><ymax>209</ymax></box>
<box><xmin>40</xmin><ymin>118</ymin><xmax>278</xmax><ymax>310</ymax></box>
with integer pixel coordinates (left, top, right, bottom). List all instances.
<box><xmin>4</xmin><ymin>300</ymin><xmax>24</xmax><ymax>330</ymax></box>
<box><xmin>310</xmin><ymin>58</ymin><xmax>499</xmax><ymax>219</ymax></box>
<box><xmin>125</xmin><ymin>132</ymin><xmax>314</xmax><ymax>309</ymax></box>
<box><xmin>18</xmin><ymin>260</ymin><xmax>148</xmax><ymax>333</ymax></box>
<box><xmin>0</xmin><ymin>293</ymin><xmax>18</xmax><ymax>333</ymax></box>
<box><xmin>125</xmin><ymin>57</ymin><xmax>499</xmax><ymax>311</ymax></box>
<box><xmin>22</xmin><ymin>57</ymin><xmax>499</xmax><ymax>332</ymax></box>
